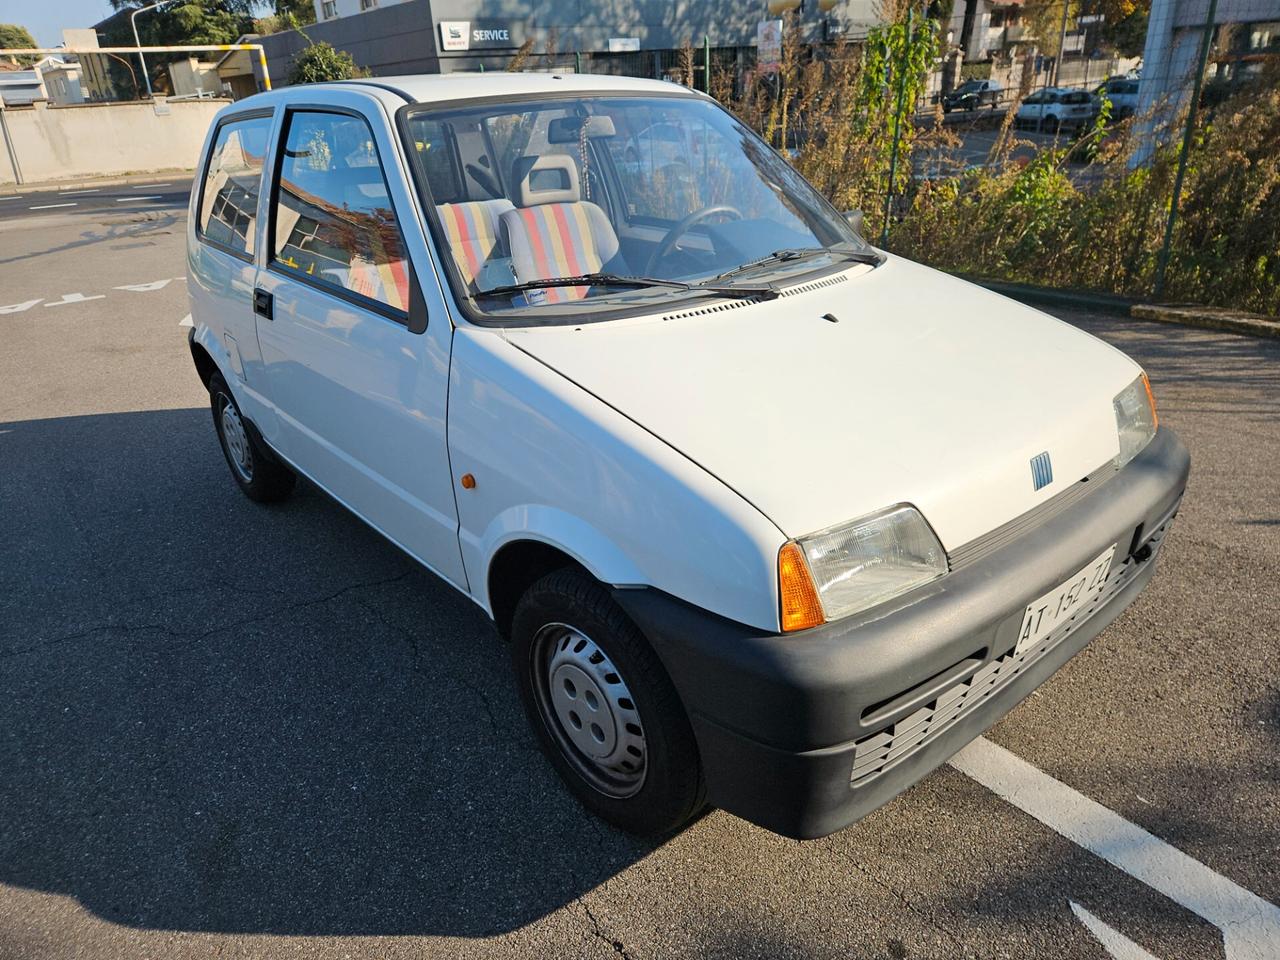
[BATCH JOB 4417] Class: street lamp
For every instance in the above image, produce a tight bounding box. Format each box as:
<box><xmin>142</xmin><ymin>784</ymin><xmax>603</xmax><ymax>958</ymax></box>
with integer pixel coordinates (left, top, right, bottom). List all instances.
<box><xmin>130</xmin><ymin>0</ymin><xmax>168</xmax><ymax>99</ymax></box>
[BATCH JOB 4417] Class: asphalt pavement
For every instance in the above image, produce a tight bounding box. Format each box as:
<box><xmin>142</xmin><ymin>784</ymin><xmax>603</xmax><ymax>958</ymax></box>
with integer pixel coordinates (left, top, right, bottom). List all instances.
<box><xmin>0</xmin><ymin>183</ymin><xmax>1277</xmax><ymax>960</ymax></box>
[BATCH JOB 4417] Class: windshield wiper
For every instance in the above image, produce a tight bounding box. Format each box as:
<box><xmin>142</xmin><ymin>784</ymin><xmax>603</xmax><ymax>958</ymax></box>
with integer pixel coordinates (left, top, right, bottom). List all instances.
<box><xmin>706</xmin><ymin>246</ymin><xmax>883</xmax><ymax>284</ymax></box>
<box><xmin>481</xmin><ymin>273</ymin><xmax>778</xmax><ymax>301</ymax></box>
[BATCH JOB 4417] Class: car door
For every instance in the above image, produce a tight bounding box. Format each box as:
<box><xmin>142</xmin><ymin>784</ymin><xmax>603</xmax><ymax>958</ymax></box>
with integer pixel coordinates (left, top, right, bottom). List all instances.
<box><xmin>253</xmin><ymin>95</ymin><xmax>468</xmax><ymax>589</ymax></box>
<box><xmin>188</xmin><ymin>108</ymin><xmax>275</xmax><ymax>397</ymax></box>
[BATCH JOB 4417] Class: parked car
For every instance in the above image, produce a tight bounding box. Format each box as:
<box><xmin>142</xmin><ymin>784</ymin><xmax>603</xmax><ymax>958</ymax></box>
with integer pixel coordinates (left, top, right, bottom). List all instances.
<box><xmin>1094</xmin><ymin>77</ymin><xmax>1141</xmax><ymax>119</ymax></box>
<box><xmin>941</xmin><ymin>78</ymin><xmax>1003</xmax><ymax>112</ymax></box>
<box><xmin>1015</xmin><ymin>87</ymin><xmax>1099</xmax><ymax>132</ymax></box>
<box><xmin>187</xmin><ymin>73</ymin><xmax>1189</xmax><ymax>840</ymax></box>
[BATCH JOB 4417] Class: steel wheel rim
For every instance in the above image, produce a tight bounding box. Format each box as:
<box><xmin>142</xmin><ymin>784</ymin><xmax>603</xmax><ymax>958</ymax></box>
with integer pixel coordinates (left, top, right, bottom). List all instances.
<box><xmin>218</xmin><ymin>394</ymin><xmax>253</xmax><ymax>482</ymax></box>
<box><xmin>531</xmin><ymin>623</ymin><xmax>647</xmax><ymax>799</ymax></box>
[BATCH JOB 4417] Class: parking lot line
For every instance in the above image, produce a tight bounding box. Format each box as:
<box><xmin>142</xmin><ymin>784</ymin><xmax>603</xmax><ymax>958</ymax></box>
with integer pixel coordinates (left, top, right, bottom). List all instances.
<box><xmin>29</xmin><ymin>203</ymin><xmax>76</xmax><ymax>210</ymax></box>
<box><xmin>951</xmin><ymin>737</ymin><xmax>1280</xmax><ymax>960</ymax></box>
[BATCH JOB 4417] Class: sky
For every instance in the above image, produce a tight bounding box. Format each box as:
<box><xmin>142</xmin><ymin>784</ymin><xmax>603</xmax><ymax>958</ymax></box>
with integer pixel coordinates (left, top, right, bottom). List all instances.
<box><xmin>0</xmin><ymin>0</ymin><xmax>118</xmax><ymax>48</ymax></box>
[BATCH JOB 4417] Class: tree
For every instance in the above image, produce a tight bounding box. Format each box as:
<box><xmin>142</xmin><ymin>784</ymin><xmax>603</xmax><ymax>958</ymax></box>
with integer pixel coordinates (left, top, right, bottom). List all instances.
<box><xmin>0</xmin><ymin>23</ymin><xmax>38</xmax><ymax>66</ymax></box>
<box><xmin>289</xmin><ymin>41</ymin><xmax>364</xmax><ymax>84</ymax></box>
<box><xmin>274</xmin><ymin>0</ymin><xmax>316</xmax><ymax>26</ymax></box>
<box><xmin>101</xmin><ymin>2</ymin><xmax>257</xmax><ymax>93</ymax></box>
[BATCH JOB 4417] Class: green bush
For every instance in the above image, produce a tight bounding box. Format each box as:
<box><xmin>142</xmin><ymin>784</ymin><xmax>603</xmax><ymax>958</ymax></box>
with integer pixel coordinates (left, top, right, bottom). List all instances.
<box><xmin>289</xmin><ymin>41</ymin><xmax>365</xmax><ymax>84</ymax></box>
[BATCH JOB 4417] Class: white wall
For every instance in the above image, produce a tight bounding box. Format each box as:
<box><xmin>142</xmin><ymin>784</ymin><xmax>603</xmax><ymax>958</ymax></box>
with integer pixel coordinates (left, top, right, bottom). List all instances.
<box><xmin>313</xmin><ymin>0</ymin><xmax>412</xmax><ymax>23</ymax></box>
<box><xmin>0</xmin><ymin>98</ymin><xmax>226</xmax><ymax>186</ymax></box>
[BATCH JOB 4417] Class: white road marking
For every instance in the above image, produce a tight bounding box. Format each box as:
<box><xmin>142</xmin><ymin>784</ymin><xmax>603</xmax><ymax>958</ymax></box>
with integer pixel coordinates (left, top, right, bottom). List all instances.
<box><xmin>44</xmin><ymin>293</ymin><xmax>105</xmax><ymax>307</ymax></box>
<box><xmin>1070</xmin><ymin>902</ymin><xmax>1161</xmax><ymax>960</ymax></box>
<box><xmin>951</xmin><ymin>737</ymin><xmax>1280</xmax><ymax>960</ymax></box>
<box><xmin>30</xmin><ymin>202</ymin><xmax>76</xmax><ymax>210</ymax></box>
<box><xmin>179</xmin><ymin>313</ymin><xmax>193</xmax><ymax>328</ymax></box>
<box><xmin>114</xmin><ymin>279</ymin><xmax>173</xmax><ymax>292</ymax></box>
<box><xmin>134</xmin><ymin>183</ymin><xmax>171</xmax><ymax>188</ymax></box>
<box><xmin>61</xmin><ymin>189</ymin><xmax>100</xmax><ymax>195</ymax></box>
<box><xmin>0</xmin><ymin>299</ymin><xmax>42</xmax><ymax>314</ymax></box>
<box><xmin>0</xmin><ymin>195</ymin><xmax>25</xmax><ymax>201</ymax></box>
<box><xmin>116</xmin><ymin>196</ymin><xmax>162</xmax><ymax>202</ymax></box>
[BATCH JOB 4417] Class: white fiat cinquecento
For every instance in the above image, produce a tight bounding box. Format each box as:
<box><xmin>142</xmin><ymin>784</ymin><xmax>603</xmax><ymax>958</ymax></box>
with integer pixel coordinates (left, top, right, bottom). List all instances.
<box><xmin>186</xmin><ymin>73</ymin><xmax>1188</xmax><ymax>839</ymax></box>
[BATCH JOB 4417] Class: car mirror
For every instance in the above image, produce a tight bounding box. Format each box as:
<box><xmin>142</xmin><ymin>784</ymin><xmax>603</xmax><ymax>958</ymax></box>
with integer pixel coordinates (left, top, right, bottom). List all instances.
<box><xmin>844</xmin><ymin>209</ymin><xmax>865</xmax><ymax>236</ymax></box>
<box><xmin>548</xmin><ymin>115</ymin><xmax>617</xmax><ymax>143</ymax></box>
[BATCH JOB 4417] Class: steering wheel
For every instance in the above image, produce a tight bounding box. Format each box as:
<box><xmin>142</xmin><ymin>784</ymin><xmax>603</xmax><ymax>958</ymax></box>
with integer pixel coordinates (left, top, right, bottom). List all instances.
<box><xmin>644</xmin><ymin>205</ymin><xmax>743</xmax><ymax>275</ymax></box>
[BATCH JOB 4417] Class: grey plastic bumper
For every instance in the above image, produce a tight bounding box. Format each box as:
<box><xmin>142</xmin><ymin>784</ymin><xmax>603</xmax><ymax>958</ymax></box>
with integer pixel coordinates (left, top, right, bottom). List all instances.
<box><xmin>614</xmin><ymin>427</ymin><xmax>1190</xmax><ymax>839</ymax></box>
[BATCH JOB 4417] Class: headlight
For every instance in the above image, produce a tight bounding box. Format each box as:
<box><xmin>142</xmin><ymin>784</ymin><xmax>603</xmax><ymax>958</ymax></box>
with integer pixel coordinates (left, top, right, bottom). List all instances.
<box><xmin>778</xmin><ymin>505</ymin><xmax>948</xmax><ymax>631</ymax></box>
<box><xmin>1114</xmin><ymin>373</ymin><xmax>1158</xmax><ymax>468</ymax></box>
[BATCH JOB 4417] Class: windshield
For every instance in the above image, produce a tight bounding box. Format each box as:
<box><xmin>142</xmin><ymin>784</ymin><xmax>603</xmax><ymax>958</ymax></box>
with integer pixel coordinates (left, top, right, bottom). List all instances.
<box><xmin>400</xmin><ymin>93</ymin><xmax>875</xmax><ymax>323</ymax></box>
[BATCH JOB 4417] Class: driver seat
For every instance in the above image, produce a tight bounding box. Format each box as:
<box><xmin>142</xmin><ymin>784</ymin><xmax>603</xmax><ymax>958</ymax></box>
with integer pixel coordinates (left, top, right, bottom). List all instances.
<box><xmin>499</xmin><ymin>155</ymin><xmax>626</xmax><ymax>303</ymax></box>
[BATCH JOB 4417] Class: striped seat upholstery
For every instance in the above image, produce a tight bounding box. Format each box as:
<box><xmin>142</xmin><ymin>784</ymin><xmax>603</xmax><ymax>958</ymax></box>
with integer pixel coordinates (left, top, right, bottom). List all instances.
<box><xmin>437</xmin><ymin>199</ymin><xmax>514</xmax><ymax>290</ymax></box>
<box><xmin>500</xmin><ymin>155</ymin><xmax>622</xmax><ymax>304</ymax></box>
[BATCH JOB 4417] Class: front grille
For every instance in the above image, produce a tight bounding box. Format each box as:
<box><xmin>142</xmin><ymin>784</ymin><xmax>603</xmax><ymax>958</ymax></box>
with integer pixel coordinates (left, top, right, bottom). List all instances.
<box><xmin>848</xmin><ymin>515</ymin><xmax>1175</xmax><ymax>788</ymax></box>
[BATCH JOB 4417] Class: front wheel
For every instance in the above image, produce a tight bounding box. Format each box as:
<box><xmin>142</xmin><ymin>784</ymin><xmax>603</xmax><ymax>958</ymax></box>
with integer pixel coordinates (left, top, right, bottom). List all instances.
<box><xmin>511</xmin><ymin>568</ymin><xmax>707</xmax><ymax>836</ymax></box>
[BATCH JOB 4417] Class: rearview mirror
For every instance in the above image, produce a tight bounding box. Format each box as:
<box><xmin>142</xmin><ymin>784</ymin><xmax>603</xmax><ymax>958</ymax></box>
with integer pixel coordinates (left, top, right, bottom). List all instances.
<box><xmin>844</xmin><ymin>209</ymin><xmax>865</xmax><ymax>236</ymax></box>
<box><xmin>548</xmin><ymin>115</ymin><xmax>618</xmax><ymax>143</ymax></box>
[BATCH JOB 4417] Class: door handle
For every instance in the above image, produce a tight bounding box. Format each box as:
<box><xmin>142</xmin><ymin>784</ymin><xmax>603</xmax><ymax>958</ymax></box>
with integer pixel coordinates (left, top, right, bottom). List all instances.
<box><xmin>253</xmin><ymin>287</ymin><xmax>273</xmax><ymax>320</ymax></box>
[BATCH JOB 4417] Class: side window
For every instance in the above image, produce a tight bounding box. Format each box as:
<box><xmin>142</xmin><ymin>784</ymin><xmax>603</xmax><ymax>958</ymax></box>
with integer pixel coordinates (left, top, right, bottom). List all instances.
<box><xmin>272</xmin><ymin>110</ymin><xmax>410</xmax><ymax>314</ymax></box>
<box><xmin>199</xmin><ymin>113</ymin><xmax>272</xmax><ymax>258</ymax></box>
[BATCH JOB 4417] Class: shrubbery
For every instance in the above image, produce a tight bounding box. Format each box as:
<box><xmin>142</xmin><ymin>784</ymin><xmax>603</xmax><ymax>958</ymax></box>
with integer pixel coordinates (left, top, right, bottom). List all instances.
<box><xmin>716</xmin><ymin>17</ymin><xmax>1280</xmax><ymax>314</ymax></box>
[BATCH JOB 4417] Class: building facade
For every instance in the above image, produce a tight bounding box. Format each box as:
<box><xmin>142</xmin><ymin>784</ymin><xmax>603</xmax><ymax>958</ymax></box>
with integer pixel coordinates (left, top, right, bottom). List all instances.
<box><xmin>265</xmin><ymin>0</ymin><xmax>885</xmax><ymax>83</ymax></box>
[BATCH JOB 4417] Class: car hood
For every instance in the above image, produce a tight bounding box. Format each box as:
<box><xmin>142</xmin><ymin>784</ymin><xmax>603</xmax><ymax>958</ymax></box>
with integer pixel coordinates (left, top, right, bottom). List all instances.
<box><xmin>501</xmin><ymin>256</ymin><xmax>1139</xmax><ymax>549</ymax></box>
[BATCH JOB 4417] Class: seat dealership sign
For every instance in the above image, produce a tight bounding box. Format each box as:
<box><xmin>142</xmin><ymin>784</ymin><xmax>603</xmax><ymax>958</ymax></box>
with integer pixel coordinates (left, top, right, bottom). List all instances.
<box><xmin>438</xmin><ymin>20</ymin><xmax>524</xmax><ymax>51</ymax></box>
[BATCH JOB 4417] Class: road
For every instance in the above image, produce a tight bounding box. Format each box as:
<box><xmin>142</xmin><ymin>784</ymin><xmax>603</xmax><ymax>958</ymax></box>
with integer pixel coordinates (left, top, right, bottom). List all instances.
<box><xmin>1</xmin><ymin>183</ymin><xmax>1277</xmax><ymax>960</ymax></box>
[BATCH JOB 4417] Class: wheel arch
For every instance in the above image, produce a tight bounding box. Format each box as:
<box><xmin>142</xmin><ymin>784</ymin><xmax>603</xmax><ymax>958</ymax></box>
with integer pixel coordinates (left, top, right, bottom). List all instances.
<box><xmin>189</xmin><ymin>333</ymin><xmax>219</xmax><ymax>389</ymax></box>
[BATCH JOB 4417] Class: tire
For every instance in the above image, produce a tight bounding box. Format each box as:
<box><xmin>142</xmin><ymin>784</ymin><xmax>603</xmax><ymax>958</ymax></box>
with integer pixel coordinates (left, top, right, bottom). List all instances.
<box><xmin>511</xmin><ymin>568</ymin><xmax>707</xmax><ymax>837</ymax></box>
<box><xmin>1045</xmin><ymin>115</ymin><xmax>1060</xmax><ymax>134</ymax></box>
<box><xmin>943</xmin><ymin>104</ymin><xmax>953</xmax><ymax>114</ymax></box>
<box><xmin>209</xmin><ymin>372</ymin><xmax>296</xmax><ymax>503</ymax></box>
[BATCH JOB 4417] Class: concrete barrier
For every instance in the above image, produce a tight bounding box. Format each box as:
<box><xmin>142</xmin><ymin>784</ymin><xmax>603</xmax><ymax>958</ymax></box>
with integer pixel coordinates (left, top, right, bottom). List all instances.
<box><xmin>0</xmin><ymin>97</ymin><xmax>226</xmax><ymax>186</ymax></box>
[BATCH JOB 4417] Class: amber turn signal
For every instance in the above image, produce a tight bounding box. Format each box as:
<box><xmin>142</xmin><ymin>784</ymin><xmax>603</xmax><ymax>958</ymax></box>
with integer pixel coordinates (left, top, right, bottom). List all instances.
<box><xmin>778</xmin><ymin>541</ymin><xmax>825</xmax><ymax>632</ymax></box>
<box><xmin>460</xmin><ymin>473</ymin><xmax>476</xmax><ymax>489</ymax></box>
<box><xmin>1141</xmin><ymin>372</ymin><xmax>1158</xmax><ymax>429</ymax></box>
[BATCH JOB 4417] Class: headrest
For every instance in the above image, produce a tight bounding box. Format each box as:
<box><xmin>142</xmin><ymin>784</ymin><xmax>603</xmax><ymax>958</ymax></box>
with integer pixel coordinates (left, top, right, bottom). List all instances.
<box><xmin>512</xmin><ymin>155</ymin><xmax>580</xmax><ymax>207</ymax></box>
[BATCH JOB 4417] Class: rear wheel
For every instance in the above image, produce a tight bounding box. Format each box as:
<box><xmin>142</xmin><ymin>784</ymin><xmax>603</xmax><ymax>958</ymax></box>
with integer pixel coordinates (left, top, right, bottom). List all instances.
<box><xmin>1044</xmin><ymin>114</ymin><xmax>1060</xmax><ymax>134</ymax></box>
<box><xmin>209</xmin><ymin>372</ymin><xmax>295</xmax><ymax>503</ymax></box>
<box><xmin>511</xmin><ymin>568</ymin><xmax>706</xmax><ymax>836</ymax></box>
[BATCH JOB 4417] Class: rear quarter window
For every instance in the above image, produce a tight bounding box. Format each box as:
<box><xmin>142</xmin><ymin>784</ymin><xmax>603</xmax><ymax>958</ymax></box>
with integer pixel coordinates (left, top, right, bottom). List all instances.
<box><xmin>198</xmin><ymin>113</ymin><xmax>273</xmax><ymax>258</ymax></box>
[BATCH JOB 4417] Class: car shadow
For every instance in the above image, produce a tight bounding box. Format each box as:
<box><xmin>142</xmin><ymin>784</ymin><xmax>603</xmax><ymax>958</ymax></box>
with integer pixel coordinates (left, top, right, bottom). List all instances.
<box><xmin>0</xmin><ymin>408</ymin><xmax>654</xmax><ymax>936</ymax></box>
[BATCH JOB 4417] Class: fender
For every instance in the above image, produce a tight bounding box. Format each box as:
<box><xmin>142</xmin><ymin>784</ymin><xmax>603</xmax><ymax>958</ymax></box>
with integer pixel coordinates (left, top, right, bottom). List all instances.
<box><xmin>463</xmin><ymin>504</ymin><xmax>648</xmax><ymax>617</ymax></box>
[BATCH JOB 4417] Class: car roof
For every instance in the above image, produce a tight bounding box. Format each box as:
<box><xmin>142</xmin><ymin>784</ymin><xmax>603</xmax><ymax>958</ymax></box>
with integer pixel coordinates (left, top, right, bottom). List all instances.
<box><xmin>353</xmin><ymin>72</ymin><xmax>696</xmax><ymax>104</ymax></box>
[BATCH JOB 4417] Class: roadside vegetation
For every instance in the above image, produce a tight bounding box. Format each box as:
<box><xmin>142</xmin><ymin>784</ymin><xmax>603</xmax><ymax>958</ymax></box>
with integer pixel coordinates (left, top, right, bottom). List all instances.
<box><xmin>711</xmin><ymin>15</ymin><xmax>1280</xmax><ymax>315</ymax></box>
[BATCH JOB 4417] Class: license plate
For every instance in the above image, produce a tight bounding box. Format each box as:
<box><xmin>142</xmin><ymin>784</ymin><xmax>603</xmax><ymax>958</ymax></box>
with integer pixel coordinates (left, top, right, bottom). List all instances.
<box><xmin>1015</xmin><ymin>546</ymin><xmax>1116</xmax><ymax>655</ymax></box>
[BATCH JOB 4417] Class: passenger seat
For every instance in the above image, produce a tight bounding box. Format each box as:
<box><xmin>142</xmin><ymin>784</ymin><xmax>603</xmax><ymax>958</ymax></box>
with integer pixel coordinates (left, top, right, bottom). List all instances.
<box><xmin>437</xmin><ymin>198</ymin><xmax>515</xmax><ymax>292</ymax></box>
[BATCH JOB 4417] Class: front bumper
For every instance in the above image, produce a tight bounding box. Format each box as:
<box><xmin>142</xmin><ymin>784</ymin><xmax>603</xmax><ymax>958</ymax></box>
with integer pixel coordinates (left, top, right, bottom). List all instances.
<box><xmin>614</xmin><ymin>427</ymin><xmax>1190</xmax><ymax>839</ymax></box>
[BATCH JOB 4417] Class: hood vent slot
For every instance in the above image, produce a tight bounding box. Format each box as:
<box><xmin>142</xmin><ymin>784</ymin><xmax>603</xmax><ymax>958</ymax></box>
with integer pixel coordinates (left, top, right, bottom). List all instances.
<box><xmin>779</xmin><ymin>273</ymin><xmax>849</xmax><ymax>298</ymax></box>
<box><xmin>658</xmin><ymin>271</ymin><xmax>849</xmax><ymax>323</ymax></box>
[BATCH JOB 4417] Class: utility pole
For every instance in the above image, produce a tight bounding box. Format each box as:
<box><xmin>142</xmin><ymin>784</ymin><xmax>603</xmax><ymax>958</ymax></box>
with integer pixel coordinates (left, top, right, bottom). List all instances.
<box><xmin>1153</xmin><ymin>0</ymin><xmax>1219</xmax><ymax>298</ymax></box>
<box><xmin>130</xmin><ymin>1</ymin><xmax>168</xmax><ymax>99</ymax></box>
<box><xmin>1051</xmin><ymin>0</ymin><xmax>1070</xmax><ymax>86</ymax></box>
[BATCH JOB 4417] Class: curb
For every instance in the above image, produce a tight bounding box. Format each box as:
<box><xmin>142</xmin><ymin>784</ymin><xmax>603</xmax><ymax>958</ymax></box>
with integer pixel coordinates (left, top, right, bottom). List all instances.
<box><xmin>1130</xmin><ymin>303</ymin><xmax>1280</xmax><ymax>340</ymax></box>
<box><xmin>969</xmin><ymin>277</ymin><xmax>1280</xmax><ymax>340</ymax></box>
<box><xmin>0</xmin><ymin>170</ymin><xmax>195</xmax><ymax>196</ymax></box>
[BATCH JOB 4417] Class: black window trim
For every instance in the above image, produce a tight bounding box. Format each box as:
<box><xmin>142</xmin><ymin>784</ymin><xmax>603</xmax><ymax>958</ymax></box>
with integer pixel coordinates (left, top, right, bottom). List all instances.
<box><xmin>267</xmin><ymin>102</ymin><xmax>423</xmax><ymax>330</ymax></box>
<box><xmin>195</xmin><ymin>107</ymin><xmax>275</xmax><ymax>265</ymax></box>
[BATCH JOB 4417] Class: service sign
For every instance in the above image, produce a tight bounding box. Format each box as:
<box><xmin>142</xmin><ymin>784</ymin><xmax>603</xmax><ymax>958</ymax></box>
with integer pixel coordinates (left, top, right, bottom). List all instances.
<box><xmin>438</xmin><ymin>19</ymin><xmax>524</xmax><ymax>52</ymax></box>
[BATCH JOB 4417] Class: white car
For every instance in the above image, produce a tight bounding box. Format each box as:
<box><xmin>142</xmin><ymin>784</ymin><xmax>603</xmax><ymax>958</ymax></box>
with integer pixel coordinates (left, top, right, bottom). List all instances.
<box><xmin>1015</xmin><ymin>87</ymin><xmax>1098</xmax><ymax>132</ymax></box>
<box><xmin>186</xmin><ymin>74</ymin><xmax>1188</xmax><ymax>840</ymax></box>
<box><xmin>1095</xmin><ymin>77</ymin><xmax>1142</xmax><ymax>119</ymax></box>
